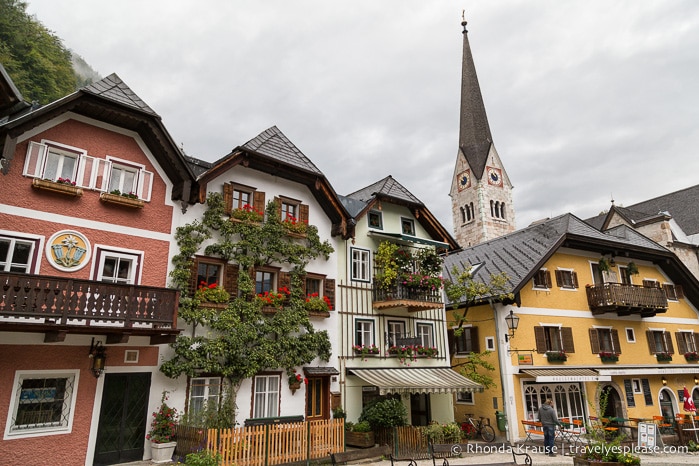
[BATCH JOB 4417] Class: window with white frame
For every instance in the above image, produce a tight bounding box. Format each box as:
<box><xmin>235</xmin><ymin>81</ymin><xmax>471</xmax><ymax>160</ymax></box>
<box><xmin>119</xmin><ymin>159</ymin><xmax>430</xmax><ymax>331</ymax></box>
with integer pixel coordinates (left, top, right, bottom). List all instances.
<box><xmin>107</xmin><ymin>163</ymin><xmax>138</xmax><ymax>195</ymax></box>
<box><xmin>355</xmin><ymin>319</ymin><xmax>375</xmax><ymax>347</ymax></box>
<box><xmin>456</xmin><ymin>391</ymin><xmax>474</xmax><ymax>404</ymax></box>
<box><xmin>532</xmin><ymin>269</ymin><xmax>551</xmax><ymax>289</ymax></box>
<box><xmin>252</xmin><ymin>374</ymin><xmax>280</xmax><ymax>418</ymax></box>
<box><xmin>96</xmin><ymin>249</ymin><xmax>141</xmax><ymax>284</ymax></box>
<box><xmin>351</xmin><ymin>247</ymin><xmax>370</xmax><ymax>282</ymax></box>
<box><xmin>6</xmin><ymin>371</ymin><xmax>77</xmax><ymax>437</ymax></box>
<box><xmin>0</xmin><ymin>235</ymin><xmax>38</xmax><ymax>273</ymax></box>
<box><xmin>589</xmin><ymin>328</ymin><xmax>620</xmax><ymax>354</ymax></box>
<box><xmin>188</xmin><ymin>377</ymin><xmax>222</xmax><ymax>417</ymax></box>
<box><xmin>663</xmin><ymin>284</ymin><xmax>682</xmax><ymax>301</ymax></box>
<box><xmin>453</xmin><ymin>326</ymin><xmax>479</xmax><ymax>354</ymax></box>
<box><xmin>626</xmin><ymin>328</ymin><xmax>636</xmax><ymax>343</ymax></box>
<box><xmin>555</xmin><ymin>269</ymin><xmax>578</xmax><ymax>289</ymax></box>
<box><xmin>646</xmin><ymin>329</ymin><xmax>673</xmax><ymax>355</ymax></box>
<box><xmin>401</xmin><ymin>217</ymin><xmax>415</xmax><ymax>236</ymax></box>
<box><xmin>387</xmin><ymin>320</ymin><xmax>406</xmax><ymax>347</ymax></box>
<box><xmin>416</xmin><ymin>323</ymin><xmax>434</xmax><ymax>348</ymax></box>
<box><xmin>105</xmin><ymin>158</ymin><xmax>153</xmax><ymax>201</ymax></box>
<box><xmin>485</xmin><ymin>337</ymin><xmax>495</xmax><ymax>351</ymax></box>
<box><xmin>676</xmin><ymin>331</ymin><xmax>699</xmax><ymax>355</ymax></box>
<box><xmin>632</xmin><ymin>379</ymin><xmax>642</xmax><ymax>394</ymax></box>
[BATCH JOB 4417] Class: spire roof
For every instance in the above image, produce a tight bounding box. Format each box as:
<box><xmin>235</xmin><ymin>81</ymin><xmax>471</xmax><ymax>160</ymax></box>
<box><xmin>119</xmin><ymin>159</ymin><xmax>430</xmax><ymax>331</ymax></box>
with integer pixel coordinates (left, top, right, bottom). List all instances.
<box><xmin>458</xmin><ymin>15</ymin><xmax>493</xmax><ymax>180</ymax></box>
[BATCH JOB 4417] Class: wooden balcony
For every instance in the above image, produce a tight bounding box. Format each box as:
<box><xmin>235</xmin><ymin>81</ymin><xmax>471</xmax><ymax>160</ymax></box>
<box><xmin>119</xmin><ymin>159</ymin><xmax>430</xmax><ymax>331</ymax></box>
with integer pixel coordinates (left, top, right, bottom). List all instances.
<box><xmin>0</xmin><ymin>272</ymin><xmax>180</xmax><ymax>343</ymax></box>
<box><xmin>585</xmin><ymin>283</ymin><xmax>668</xmax><ymax>317</ymax></box>
<box><xmin>373</xmin><ymin>283</ymin><xmax>443</xmax><ymax>312</ymax></box>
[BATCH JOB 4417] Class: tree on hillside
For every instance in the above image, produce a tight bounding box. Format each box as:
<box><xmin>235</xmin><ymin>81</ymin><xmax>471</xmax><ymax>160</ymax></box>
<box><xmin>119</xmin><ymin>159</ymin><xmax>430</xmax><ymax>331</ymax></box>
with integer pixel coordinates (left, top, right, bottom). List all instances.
<box><xmin>0</xmin><ymin>0</ymin><xmax>79</xmax><ymax>103</ymax></box>
<box><xmin>443</xmin><ymin>267</ymin><xmax>514</xmax><ymax>389</ymax></box>
<box><xmin>161</xmin><ymin>193</ymin><xmax>334</xmax><ymax>424</ymax></box>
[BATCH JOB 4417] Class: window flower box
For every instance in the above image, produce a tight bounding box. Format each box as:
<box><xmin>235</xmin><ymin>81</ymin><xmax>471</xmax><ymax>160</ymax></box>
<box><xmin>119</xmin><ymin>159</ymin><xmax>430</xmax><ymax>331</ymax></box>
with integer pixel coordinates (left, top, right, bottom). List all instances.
<box><xmin>282</xmin><ymin>214</ymin><xmax>308</xmax><ymax>237</ymax></box>
<box><xmin>656</xmin><ymin>353</ymin><xmax>673</xmax><ymax>362</ymax></box>
<box><xmin>546</xmin><ymin>351</ymin><xmax>567</xmax><ymax>362</ymax></box>
<box><xmin>230</xmin><ymin>204</ymin><xmax>264</xmax><ymax>223</ymax></box>
<box><xmin>304</xmin><ymin>293</ymin><xmax>332</xmax><ymax>315</ymax></box>
<box><xmin>353</xmin><ymin>345</ymin><xmax>380</xmax><ymax>357</ymax></box>
<box><xmin>684</xmin><ymin>352</ymin><xmax>699</xmax><ymax>362</ymax></box>
<box><xmin>415</xmin><ymin>346</ymin><xmax>439</xmax><ymax>358</ymax></box>
<box><xmin>599</xmin><ymin>352</ymin><xmax>619</xmax><ymax>363</ymax></box>
<box><xmin>100</xmin><ymin>192</ymin><xmax>144</xmax><ymax>208</ymax></box>
<box><xmin>32</xmin><ymin>178</ymin><xmax>83</xmax><ymax>197</ymax></box>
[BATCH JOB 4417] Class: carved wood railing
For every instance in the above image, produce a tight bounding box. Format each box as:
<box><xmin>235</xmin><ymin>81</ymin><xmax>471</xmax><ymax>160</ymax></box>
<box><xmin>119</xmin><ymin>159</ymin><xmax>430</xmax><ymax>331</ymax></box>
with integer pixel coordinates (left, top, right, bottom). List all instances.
<box><xmin>586</xmin><ymin>283</ymin><xmax>667</xmax><ymax>317</ymax></box>
<box><xmin>0</xmin><ymin>272</ymin><xmax>178</xmax><ymax>329</ymax></box>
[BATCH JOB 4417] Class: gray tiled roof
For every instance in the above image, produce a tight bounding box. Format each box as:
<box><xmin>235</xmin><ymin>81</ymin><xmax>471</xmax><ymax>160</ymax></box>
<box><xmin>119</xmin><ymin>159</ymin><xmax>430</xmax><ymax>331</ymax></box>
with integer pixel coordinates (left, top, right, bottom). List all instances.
<box><xmin>82</xmin><ymin>73</ymin><xmax>157</xmax><ymax>116</ymax></box>
<box><xmin>346</xmin><ymin>176</ymin><xmax>423</xmax><ymax>205</ymax></box>
<box><xmin>338</xmin><ymin>195</ymin><xmax>368</xmax><ymax>218</ymax></box>
<box><xmin>443</xmin><ymin>213</ymin><xmax>670</xmax><ymax>305</ymax></box>
<box><xmin>240</xmin><ymin>126</ymin><xmax>322</xmax><ymax>175</ymax></box>
<box><xmin>624</xmin><ymin>185</ymin><xmax>699</xmax><ymax>236</ymax></box>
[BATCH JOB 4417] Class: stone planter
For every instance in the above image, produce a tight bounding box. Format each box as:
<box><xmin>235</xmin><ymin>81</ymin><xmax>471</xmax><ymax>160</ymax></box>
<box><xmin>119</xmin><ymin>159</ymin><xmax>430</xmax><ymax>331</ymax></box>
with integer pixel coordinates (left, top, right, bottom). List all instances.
<box><xmin>150</xmin><ymin>441</ymin><xmax>177</xmax><ymax>463</ymax></box>
<box><xmin>100</xmin><ymin>192</ymin><xmax>144</xmax><ymax>208</ymax></box>
<box><xmin>31</xmin><ymin>178</ymin><xmax>83</xmax><ymax>197</ymax></box>
<box><xmin>345</xmin><ymin>430</ymin><xmax>375</xmax><ymax>448</ymax></box>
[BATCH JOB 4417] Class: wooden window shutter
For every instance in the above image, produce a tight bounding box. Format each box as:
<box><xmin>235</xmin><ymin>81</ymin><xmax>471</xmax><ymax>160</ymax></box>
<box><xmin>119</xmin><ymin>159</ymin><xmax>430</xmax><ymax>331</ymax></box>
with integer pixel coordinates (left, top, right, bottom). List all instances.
<box><xmin>611</xmin><ymin>329</ymin><xmax>621</xmax><ymax>354</ymax></box>
<box><xmin>223</xmin><ymin>183</ymin><xmax>233</xmax><ymax>214</ymax></box>
<box><xmin>324</xmin><ymin>278</ymin><xmax>335</xmax><ymax>311</ymax></box>
<box><xmin>554</xmin><ymin>270</ymin><xmax>563</xmax><ymax>287</ymax></box>
<box><xmin>274</xmin><ymin>196</ymin><xmax>282</xmax><ymax>219</ymax></box>
<box><xmin>223</xmin><ymin>263</ymin><xmax>239</xmax><ymax>299</ymax></box>
<box><xmin>534</xmin><ymin>327</ymin><xmax>547</xmax><ymax>353</ymax></box>
<box><xmin>561</xmin><ymin>327</ymin><xmax>575</xmax><ymax>353</ymax></box>
<box><xmin>693</xmin><ymin>333</ymin><xmax>699</xmax><ymax>352</ymax></box>
<box><xmin>544</xmin><ymin>271</ymin><xmax>552</xmax><ymax>288</ymax></box>
<box><xmin>299</xmin><ymin>204</ymin><xmax>309</xmax><ymax>224</ymax></box>
<box><xmin>664</xmin><ymin>332</ymin><xmax>675</xmax><ymax>354</ymax></box>
<box><xmin>571</xmin><ymin>272</ymin><xmax>579</xmax><ymax>288</ymax></box>
<box><xmin>189</xmin><ymin>259</ymin><xmax>199</xmax><ymax>296</ymax></box>
<box><xmin>279</xmin><ymin>272</ymin><xmax>292</xmax><ymax>291</ymax></box>
<box><xmin>589</xmin><ymin>329</ymin><xmax>600</xmax><ymax>354</ymax></box>
<box><xmin>676</xmin><ymin>332</ymin><xmax>688</xmax><ymax>355</ymax></box>
<box><xmin>253</xmin><ymin>191</ymin><xmax>266</xmax><ymax>212</ymax></box>
<box><xmin>471</xmin><ymin>327</ymin><xmax>480</xmax><ymax>353</ymax></box>
<box><xmin>646</xmin><ymin>330</ymin><xmax>656</xmax><ymax>354</ymax></box>
<box><xmin>447</xmin><ymin>329</ymin><xmax>456</xmax><ymax>356</ymax></box>
<box><xmin>677</xmin><ymin>285</ymin><xmax>685</xmax><ymax>299</ymax></box>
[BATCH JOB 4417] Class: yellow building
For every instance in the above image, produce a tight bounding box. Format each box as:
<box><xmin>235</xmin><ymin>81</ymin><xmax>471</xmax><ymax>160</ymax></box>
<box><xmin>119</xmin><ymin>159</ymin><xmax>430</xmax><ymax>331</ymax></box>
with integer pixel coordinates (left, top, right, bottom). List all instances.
<box><xmin>444</xmin><ymin>213</ymin><xmax>699</xmax><ymax>442</ymax></box>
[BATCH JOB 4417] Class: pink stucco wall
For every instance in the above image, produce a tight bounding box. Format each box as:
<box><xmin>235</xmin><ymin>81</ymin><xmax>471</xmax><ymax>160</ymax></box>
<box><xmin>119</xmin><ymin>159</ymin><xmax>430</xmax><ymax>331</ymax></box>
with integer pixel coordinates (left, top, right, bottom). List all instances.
<box><xmin>0</xmin><ymin>345</ymin><xmax>159</xmax><ymax>466</ymax></box>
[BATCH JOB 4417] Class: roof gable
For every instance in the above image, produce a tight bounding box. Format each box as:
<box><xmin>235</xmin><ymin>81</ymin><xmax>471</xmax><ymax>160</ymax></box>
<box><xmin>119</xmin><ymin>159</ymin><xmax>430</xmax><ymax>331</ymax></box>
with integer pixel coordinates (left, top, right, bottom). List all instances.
<box><xmin>82</xmin><ymin>73</ymin><xmax>157</xmax><ymax>115</ymax></box>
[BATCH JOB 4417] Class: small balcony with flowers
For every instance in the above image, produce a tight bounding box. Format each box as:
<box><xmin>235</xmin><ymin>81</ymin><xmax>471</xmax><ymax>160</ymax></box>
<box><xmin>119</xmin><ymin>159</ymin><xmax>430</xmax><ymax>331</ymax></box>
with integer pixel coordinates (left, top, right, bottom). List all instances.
<box><xmin>372</xmin><ymin>242</ymin><xmax>444</xmax><ymax>312</ymax></box>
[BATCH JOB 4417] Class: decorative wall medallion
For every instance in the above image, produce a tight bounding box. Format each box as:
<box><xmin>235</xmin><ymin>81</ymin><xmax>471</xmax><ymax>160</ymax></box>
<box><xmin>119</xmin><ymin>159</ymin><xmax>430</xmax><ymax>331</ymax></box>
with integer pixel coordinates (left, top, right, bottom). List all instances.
<box><xmin>46</xmin><ymin>230</ymin><xmax>91</xmax><ymax>272</ymax></box>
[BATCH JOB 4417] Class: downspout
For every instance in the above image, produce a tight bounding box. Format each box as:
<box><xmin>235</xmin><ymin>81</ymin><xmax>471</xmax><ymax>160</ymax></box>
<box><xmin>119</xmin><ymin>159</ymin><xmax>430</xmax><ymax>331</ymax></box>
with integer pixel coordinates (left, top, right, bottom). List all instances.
<box><xmin>492</xmin><ymin>299</ymin><xmax>513</xmax><ymax>444</ymax></box>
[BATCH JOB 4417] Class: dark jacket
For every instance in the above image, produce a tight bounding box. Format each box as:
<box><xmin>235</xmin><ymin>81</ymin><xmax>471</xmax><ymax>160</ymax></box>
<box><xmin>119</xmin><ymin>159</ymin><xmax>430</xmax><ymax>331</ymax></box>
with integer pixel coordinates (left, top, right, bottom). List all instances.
<box><xmin>538</xmin><ymin>403</ymin><xmax>561</xmax><ymax>427</ymax></box>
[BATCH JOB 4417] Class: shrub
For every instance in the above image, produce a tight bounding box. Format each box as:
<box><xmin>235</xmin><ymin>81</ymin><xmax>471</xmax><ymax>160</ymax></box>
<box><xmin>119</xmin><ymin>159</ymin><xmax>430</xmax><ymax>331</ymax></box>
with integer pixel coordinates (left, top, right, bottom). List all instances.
<box><xmin>184</xmin><ymin>449</ymin><xmax>221</xmax><ymax>466</ymax></box>
<box><xmin>359</xmin><ymin>397</ymin><xmax>407</xmax><ymax>430</ymax></box>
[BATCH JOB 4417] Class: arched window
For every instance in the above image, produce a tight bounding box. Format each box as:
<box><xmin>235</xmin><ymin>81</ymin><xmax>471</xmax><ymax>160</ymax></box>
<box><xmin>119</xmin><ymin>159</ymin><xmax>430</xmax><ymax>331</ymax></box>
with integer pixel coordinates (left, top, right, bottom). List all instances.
<box><xmin>500</xmin><ymin>203</ymin><xmax>506</xmax><ymax>219</ymax></box>
<box><xmin>469</xmin><ymin>203</ymin><xmax>474</xmax><ymax>221</ymax></box>
<box><xmin>460</xmin><ymin>207</ymin><xmax>465</xmax><ymax>223</ymax></box>
<box><xmin>490</xmin><ymin>200</ymin><xmax>495</xmax><ymax>217</ymax></box>
<box><xmin>466</xmin><ymin>205</ymin><xmax>471</xmax><ymax>221</ymax></box>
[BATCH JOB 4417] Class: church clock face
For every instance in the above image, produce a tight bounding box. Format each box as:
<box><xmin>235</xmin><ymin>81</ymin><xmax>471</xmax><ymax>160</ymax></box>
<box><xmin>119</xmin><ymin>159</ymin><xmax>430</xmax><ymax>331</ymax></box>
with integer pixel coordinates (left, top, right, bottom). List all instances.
<box><xmin>486</xmin><ymin>166</ymin><xmax>502</xmax><ymax>187</ymax></box>
<box><xmin>457</xmin><ymin>170</ymin><xmax>471</xmax><ymax>191</ymax></box>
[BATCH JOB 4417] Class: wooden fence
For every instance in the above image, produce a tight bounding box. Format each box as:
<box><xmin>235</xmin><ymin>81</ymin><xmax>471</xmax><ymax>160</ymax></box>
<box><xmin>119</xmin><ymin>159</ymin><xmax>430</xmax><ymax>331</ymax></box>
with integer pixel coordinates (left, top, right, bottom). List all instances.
<box><xmin>203</xmin><ymin>419</ymin><xmax>344</xmax><ymax>466</ymax></box>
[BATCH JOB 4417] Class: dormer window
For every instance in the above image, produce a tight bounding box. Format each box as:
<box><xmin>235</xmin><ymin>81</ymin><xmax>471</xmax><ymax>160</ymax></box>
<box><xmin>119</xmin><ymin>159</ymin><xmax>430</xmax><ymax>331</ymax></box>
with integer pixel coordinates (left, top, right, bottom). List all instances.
<box><xmin>401</xmin><ymin>218</ymin><xmax>415</xmax><ymax>236</ymax></box>
<box><xmin>368</xmin><ymin>211</ymin><xmax>383</xmax><ymax>230</ymax></box>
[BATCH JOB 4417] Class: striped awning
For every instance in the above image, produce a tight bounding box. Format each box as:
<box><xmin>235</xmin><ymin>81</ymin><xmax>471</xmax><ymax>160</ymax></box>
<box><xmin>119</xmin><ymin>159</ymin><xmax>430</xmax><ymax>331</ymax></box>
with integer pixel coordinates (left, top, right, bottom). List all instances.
<box><xmin>350</xmin><ymin>367</ymin><xmax>483</xmax><ymax>395</ymax></box>
<box><xmin>520</xmin><ymin>368</ymin><xmax>610</xmax><ymax>382</ymax></box>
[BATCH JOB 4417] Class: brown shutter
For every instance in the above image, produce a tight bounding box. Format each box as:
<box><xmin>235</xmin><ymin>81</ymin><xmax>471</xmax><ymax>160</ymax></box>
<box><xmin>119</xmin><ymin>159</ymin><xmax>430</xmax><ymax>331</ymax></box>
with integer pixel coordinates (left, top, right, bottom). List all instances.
<box><xmin>589</xmin><ymin>328</ymin><xmax>600</xmax><ymax>354</ymax></box>
<box><xmin>274</xmin><ymin>196</ymin><xmax>282</xmax><ymax>220</ymax></box>
<box><xmin>254</xmin><ymin>191</ymin><xmax>266</xmax><ymax>212</ymax></box>
<box><xmin>299</xmin><ymin>203</ymin><xmax>309</xmax><ymax>224</ymax></box>
<box><xmin>571</xmin><ymin>271</ymin><xmax>579</xmax><ymax>288</ymax></box>
<box><xmin>677</xmin><ymin>285</ymin><xmax>685</xmax><ymax>299</ymax></box>
<box><xmin>324</xmin><ymin>278</ymin><xmax>335</xmax><ymax>311</ymax></box>
<box><xmin>555</xmin><ymin>270</ymin><xmax>563</xmax><ymax>287</ymax></box>
<box><xmin>223</xmin><ymin>263</ymin><xmax>239</xmax><ymax>299</ymax></box>
<box><xmin>189</xmin><ymin>259</ymin><xmax>199</xmax><ymax>295</ymax></box>
<box><xmin>534</xmin><ymin>327</ymin><xmax>547</xmax><ymax>353</ymax></box>
<box><xmin>611</xmin><ymin>329</ymin><xmax>621</xmax><ymax>354</ymax></box>
<box><xmin>646</xmin><ymin>330</ymin><xmax>656</xmax><ymax>354</ymax></box>
<box><xmin>545</xmin><ymin>271</ymin><xmax>552</xmax><ymax>289</ymax></box>
<box><xmin>279</xmin><ymin>272</ymin><xmax>292</xmax><ymax>292</ymax></box>
<box><xmin>561</xmin><ymin>327</ymin><xmax>575</xmax><ymax>353</ymax></box>
<box><xmin>694</xmin><ymin>333</ymin><xmax>699</xmax><ymax>353</ymax></box>
<box><xmin>300</xmin><ymin>274</ymin><xmax>308</xmax><ymax>296</ymax></box>
<box><xmin>665</xmin><ymin>332</ymin><xmax>675</xmax><ymax>354</ymax></box>
<box><xmin>676</xmin><ymin>332</ymin><xmax>688</xmax><ymax>355</ymax></box>
<box><xmin>223</xmin><ymin>183</ymin><xmax>233</xmax><ymax>214</ymax></box>
<box><xmin>471</xmin><ymin>327</ymin><xmax>480</xmax><ymax>353</ymax></box>
<box><xmin>447</xmin><ymin>329</ymin><xmax>456</xmax><ymax>356</ymax></box>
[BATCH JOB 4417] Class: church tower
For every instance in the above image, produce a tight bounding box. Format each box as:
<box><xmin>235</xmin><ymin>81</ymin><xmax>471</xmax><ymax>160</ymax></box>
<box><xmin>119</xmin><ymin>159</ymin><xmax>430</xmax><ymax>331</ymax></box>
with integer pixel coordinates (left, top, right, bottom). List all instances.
<box><xmin>450</xmin><ymin>15</ymin><xmax>515</xmax><ymax>247</ymax></box>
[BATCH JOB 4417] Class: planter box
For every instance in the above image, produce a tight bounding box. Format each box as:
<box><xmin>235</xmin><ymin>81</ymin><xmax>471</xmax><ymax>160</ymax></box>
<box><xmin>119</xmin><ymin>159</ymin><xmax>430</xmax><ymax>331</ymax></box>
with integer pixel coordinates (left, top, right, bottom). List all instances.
<box><xmin>600</xmin><ymin>355</ymin><xmax>619</xmax><ymax>363</ymax></box>
<box><xmin>656</xmin><ymin>354</ymin><xmax>673</xmax><ymax>362</ymax></box>
<box><xmin>151</xmin><ymin>441</ymin><xmax>177</xmax><ymax>463</ymax></box>
<box><xmin>31</xmin><ymin>178</ymin><xmax>83</xmax><ymax>197</ymax></box>
<box><xmin>100</xmin><ymin>192</ymin><xmax>144</xmax><ymax>208</ymax></box>
<box><xmin>345</xmin><ymin>430</ymin><xmax>375</xmax><ymax>448</ymax></box>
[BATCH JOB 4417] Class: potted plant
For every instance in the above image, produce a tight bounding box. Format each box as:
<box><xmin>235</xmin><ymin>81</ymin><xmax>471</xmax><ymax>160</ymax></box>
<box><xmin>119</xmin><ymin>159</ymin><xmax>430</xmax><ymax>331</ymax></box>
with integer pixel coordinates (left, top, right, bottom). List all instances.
<box><xmin>626</xmin><ymin>262</ymin><xmax>639</xmax><ymax>276</ymax></box>
<box><xmin>388</xmin><ymin>345</ymin><xmax>417</xmax><ymax>365</ymax></box>
<box><xmin>282</xmin><ymin>214</ymin><xmax>308</xmax><ymax>236</ymax></box>
<box><xmin>546</xmin><ymin>350</ymin><xmax>567</xmax><ymax>362</ymax></box>
<box><xmin>598</xmin><ymin>258</ymin><xmax>611</xmax><ymax>273</ymax></box>
<box><xmin>255</xmin><ymin>287</ymin><xmax>291</xmax><ymax>309</ymax></box>
<box><xmin>423</xmin><ymin>422</ymin><xmax>468</xmax><ymax>455</ymax></box>
<box><xmin>147</xmin><ymin>391</ymin><xmax>179</xmax><ymax>463</ymax></box>
<box><xmin>656</xmin><ymin>352</ymin><xmax>673</xmax><ymax>362</ymax></box>
<box><xmin>685</xmin><ymin>352</ymin><xmax>699</xmax><ymax>362</ymax></box>
<box><xmin>599</xmin><ymin>351</ymin><xmax>619</xmax><ymax>363</ymax></box>
<box><xmin>288</xmin><ymin>372</ymin><xmax>304</xmax><ymax>394</ymax></box>
<box><xmin>304</xmin><ymin>293</ymin><xmax>332</xmax><ymax>314</ymax></box>
<box><xmin>230</xmin><ymin>203</ymin><xmax>264</xmax><ymax>223</ymax></box>
<box><xmin>345</xmin><ymin>420</ymin><xmax>375</xmax><ymax>448</ymax></box>
<box><xmin>195</xmin><ymin>281</ymin><xmax>230</xmax><ymax>307</ymax></box>
<box><xmin>415</xmin><ymin>345</ymin><xmax>439</xmax><ymax>358</ymax></box>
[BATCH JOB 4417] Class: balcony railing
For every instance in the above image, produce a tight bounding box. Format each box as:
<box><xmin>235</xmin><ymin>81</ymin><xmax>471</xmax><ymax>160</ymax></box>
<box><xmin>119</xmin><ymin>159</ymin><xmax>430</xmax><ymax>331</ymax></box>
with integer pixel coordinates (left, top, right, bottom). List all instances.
<box><xmin>0</xmin><ymin>272</ymin><xmax>179</xmax><ymax>340</ymax></box>
<box><xmin>372</xmin><ymin>282</ymin><xmax>443</xmax><ymax>312</ymax></box>
<box><xmin>585</xmin><ymin>283</ymin><xmax>667</xmax><ymax>317</ymax></box>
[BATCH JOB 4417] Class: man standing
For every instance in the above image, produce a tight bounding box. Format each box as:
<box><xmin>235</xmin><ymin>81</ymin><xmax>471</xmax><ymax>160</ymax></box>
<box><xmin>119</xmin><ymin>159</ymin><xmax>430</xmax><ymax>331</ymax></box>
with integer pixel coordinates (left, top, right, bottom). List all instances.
<box><xmin>539</xmin><ymin>398</ymin><xmax>561</xmax><ymax>456</ymax></box>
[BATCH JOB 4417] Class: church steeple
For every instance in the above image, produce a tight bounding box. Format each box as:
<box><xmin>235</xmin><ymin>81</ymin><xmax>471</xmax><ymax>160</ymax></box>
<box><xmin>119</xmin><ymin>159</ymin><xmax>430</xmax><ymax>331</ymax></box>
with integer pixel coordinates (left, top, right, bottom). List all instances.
<box><xmin>450</xmin><ymin>12</ymin><xmax>516</xmax><ymax>247</ymax></box>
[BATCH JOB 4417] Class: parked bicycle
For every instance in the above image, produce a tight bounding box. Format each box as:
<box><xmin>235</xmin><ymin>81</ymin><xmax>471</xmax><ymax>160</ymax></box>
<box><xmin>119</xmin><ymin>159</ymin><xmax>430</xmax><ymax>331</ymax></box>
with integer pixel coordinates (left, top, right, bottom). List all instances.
<box><xmin>460</xmin><ymin>414</ymin><xmax>496</xmax><ymax>442</ymax></box>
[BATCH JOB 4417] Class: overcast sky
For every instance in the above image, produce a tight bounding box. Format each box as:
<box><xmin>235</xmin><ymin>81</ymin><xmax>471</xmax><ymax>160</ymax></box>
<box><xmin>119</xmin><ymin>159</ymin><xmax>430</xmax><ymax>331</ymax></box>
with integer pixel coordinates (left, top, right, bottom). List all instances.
<box><xmin>25</xmin><ymin>0</ymin><xmax>699</xmax><ymax>235</ymax></box>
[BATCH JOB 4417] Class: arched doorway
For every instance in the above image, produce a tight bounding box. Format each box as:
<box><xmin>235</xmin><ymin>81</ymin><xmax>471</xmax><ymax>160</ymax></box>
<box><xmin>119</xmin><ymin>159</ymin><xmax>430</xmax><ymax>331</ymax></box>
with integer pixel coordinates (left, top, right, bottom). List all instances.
<box><xmin>659</xmin><ymin>388</ymin><xmax>676</xmax><ymax>420</ymax></box>
<box><xmin>601</xmin><ymin>385</ymin><xmax>623</xmax><ymax>419</ymax></box>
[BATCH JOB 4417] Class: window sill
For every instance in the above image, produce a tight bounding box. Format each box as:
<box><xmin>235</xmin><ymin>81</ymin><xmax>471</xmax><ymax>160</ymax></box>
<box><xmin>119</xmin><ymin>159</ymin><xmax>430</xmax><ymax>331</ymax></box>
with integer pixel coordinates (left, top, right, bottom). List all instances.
<box><xmin>31</xmin><ymin>178</ymin><xmax>83</xmax><ymax>197</ymax></box>
<box><xmin>99</xmin><ymin>192</ymin><xmax>144</xmax><ymax>208</ymax></box>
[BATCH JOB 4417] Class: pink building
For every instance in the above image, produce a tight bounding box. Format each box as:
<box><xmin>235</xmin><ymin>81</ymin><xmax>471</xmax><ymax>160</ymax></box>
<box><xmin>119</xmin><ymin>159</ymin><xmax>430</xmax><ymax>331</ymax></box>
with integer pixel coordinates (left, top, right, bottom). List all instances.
<box><xmin>0</xmin><ymin>66</ymin><xmax>195</xmax><ymax>465</ymax></box>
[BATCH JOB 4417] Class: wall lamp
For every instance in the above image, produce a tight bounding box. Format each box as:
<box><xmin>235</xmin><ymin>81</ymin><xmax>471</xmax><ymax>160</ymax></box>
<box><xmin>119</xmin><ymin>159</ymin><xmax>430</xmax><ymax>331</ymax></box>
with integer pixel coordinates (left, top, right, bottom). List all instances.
<box><xmin>504</xmin><ymin>310</ymin><xmax>520</xmax><ymax>342</ymax></box>
<box><xmin>89</xmin><ymin>338</ymin><xmax>106</xmax><ymax>378</ymax></box>
<box><xmin>662</xmin><ymin>376</ymin><xmax>668</xmax><ymax>386</ymax></box>
<box><xmin>695</xmin><ymin>376</ymin><xmax>698</xmax><ymax>386</ymax></box>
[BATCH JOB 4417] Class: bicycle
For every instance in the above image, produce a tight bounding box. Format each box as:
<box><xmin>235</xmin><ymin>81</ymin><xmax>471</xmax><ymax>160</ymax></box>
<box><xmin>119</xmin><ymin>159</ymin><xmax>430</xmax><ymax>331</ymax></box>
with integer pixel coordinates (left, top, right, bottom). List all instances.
<box><xmin>460</xmin><ymin>414</ymin><xmax>496</xmax><ymax>442</ymax></box>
